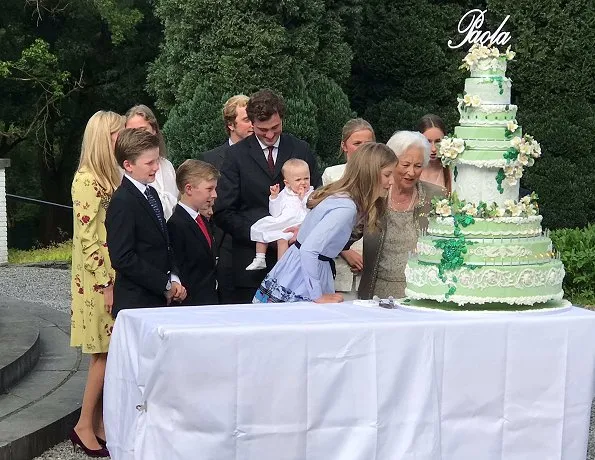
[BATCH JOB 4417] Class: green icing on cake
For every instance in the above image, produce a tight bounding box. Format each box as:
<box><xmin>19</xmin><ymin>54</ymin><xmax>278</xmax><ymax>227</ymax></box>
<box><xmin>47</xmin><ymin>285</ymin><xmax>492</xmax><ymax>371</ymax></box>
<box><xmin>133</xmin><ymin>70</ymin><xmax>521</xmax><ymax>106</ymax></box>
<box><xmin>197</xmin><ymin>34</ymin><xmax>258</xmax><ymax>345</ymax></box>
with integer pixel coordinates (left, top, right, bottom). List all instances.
<box><xmin>455</xmin><ymin>126</ymin><xmax>522</xmax><ymax>140</ymax></box>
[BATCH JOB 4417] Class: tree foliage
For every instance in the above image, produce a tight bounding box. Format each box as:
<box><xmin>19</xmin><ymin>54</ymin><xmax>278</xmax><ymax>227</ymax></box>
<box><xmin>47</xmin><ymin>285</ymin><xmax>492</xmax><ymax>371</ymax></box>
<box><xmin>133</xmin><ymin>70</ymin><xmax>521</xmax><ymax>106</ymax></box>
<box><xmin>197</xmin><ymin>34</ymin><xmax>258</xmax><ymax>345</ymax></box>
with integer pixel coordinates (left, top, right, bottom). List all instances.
<box><xmin>487</xmin><ymin>0</ymin><xmax>595</xmax><ymax>228</ymax></box>
<box><xmin>0</xmin><ymin>0</ymin><xmax>161</xmax><ymax>246</ymax></box>
<box><xmin>150</xmin><ymin>0</ymin><xmax>359</xmax><ymax>168</ymax></box>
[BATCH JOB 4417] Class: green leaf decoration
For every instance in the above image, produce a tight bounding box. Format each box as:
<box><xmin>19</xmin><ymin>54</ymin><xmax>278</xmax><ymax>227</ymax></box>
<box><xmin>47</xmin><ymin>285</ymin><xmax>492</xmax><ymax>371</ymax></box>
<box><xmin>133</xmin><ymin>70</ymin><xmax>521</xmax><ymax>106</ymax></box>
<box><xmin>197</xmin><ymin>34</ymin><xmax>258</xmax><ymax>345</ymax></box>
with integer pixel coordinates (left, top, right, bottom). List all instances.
<box><xmin>432</xmin><ymin>213</ymin><xmax>476</xmax><ymax>298</ymax></box>
<box><xmin>489</xmin><ymin>76</ymin><xmax>505</xmax><ymax>95</ymax></box>
<box><xmin>503</xmin><ymin>147</ymin><xmax>519</xmax><ymax>162</ymax></box>
<box><xmin>496</xmin><ymin>168</ymin><xmax>506</xmax><ymax>194</ymax></box>
<box><xmin>453</xmin><ymin>166</ymin><xmax>458</xmax><ymax>181</ymax></box>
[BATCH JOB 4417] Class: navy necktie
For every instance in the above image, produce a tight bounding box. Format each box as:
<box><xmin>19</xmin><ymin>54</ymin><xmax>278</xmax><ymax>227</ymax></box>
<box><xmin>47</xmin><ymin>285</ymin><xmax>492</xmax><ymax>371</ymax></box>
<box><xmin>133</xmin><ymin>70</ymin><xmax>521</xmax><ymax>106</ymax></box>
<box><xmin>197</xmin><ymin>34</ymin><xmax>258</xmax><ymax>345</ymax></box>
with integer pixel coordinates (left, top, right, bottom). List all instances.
<box><xmin>144</xmin><ymin>186</ymin><xmax>166</xmax><ymax>232</ymax></box>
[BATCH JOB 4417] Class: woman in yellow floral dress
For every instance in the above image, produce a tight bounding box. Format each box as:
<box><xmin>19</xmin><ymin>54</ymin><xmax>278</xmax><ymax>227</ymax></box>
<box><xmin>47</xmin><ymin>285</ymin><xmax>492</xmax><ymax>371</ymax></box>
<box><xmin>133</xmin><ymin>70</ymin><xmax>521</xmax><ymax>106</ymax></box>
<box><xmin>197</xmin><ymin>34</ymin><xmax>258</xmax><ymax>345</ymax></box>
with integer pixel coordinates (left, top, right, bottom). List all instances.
<box><xmin>70</xmin><ymin>111</ymin><xmax>124</xmax><ymax>456</ymax></box>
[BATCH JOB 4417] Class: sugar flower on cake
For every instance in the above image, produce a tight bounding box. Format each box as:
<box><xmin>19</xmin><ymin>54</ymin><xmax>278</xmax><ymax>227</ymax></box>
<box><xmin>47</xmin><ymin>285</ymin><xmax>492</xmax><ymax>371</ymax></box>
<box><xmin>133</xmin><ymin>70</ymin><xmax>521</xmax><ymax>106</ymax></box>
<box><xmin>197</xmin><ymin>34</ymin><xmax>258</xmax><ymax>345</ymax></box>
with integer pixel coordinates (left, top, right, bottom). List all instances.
<box><xmin>460</xmin><ymin>43</ymin><xmax>515</xmax><ymax>72</ymax></box>
<box><xmin>460</xmin><ymin>94</ymin><xmax>482</xmax><ymax>108</ymax></box>
<box><xmin>505</xmin><ymin>46</ymin><xmax>516</xmax><ymax>61</ymax></box>
<box><xmin>438</xmin><ymin>136</ymin><xmax>465</xmax><ymax>166</ymax></box>
<box><xmin>503</xmin><ymin>199</ymin><xmax>523</xmax><ymax>217</ymax></box>
<box><xmin>434</xmin><ymin>199</ymin><xmax>452</xmax><ymax>217</ymax></box>
<box><xmin>461</xmin><ymin>201</ymin><xmax>478</xmax><ymax>217</ymax></box>
<box><xmin>506</xmin><ymin>120</ymin><xmax>518</xmax><ymax>132</ymax></box>
<box><xmin>503</xmin><ymin>164</ymin><xmax>524</xmax><ymax>185</ymax></box>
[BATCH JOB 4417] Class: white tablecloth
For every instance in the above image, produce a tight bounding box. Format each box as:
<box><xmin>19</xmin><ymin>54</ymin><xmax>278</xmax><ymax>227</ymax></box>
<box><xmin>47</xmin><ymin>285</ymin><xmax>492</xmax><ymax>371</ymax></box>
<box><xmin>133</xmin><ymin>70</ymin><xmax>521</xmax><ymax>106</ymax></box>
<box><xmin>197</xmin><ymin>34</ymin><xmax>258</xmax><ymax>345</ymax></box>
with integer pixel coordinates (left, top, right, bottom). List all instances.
<box><xmin>104</xmin><ymin>303</ymin><xmax>595</xmax><ymax>460</ymax></box>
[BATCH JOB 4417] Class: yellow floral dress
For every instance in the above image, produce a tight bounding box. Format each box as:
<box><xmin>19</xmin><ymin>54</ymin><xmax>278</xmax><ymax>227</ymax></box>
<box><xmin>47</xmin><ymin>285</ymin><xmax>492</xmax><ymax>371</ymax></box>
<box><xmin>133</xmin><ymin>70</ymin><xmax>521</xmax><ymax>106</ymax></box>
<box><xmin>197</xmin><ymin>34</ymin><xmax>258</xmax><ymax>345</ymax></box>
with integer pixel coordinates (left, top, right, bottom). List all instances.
<box><xmin>70</xmin><ymin>169</ymin><xmax>115</xmax><ymax>353</ymax></box>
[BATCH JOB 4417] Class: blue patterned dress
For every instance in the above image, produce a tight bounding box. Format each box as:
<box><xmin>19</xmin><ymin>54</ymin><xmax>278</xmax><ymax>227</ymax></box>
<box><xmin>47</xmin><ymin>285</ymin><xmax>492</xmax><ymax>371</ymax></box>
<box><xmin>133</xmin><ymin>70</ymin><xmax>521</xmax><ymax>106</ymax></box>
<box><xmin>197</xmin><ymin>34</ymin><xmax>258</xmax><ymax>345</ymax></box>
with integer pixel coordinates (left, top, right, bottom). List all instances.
<box><xmin>253</xmin><ymin>195</ymin><xmax>357</xmax><ymax>303</ymax></box>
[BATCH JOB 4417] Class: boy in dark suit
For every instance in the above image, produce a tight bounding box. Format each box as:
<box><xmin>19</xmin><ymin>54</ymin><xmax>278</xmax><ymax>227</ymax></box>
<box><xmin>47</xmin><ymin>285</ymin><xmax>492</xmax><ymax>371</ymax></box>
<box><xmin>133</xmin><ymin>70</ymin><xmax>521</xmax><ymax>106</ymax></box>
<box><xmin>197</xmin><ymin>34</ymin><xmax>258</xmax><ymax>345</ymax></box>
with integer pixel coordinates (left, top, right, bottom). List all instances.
<box><xmin>106</xmin><ymin>128</ymin><xmax>187</xmax><ymax>317</ymax></box>
<box><xmin>167</xmin><ymin>160</ymin><xmax>220</xmax><ymax>305</ymax></box>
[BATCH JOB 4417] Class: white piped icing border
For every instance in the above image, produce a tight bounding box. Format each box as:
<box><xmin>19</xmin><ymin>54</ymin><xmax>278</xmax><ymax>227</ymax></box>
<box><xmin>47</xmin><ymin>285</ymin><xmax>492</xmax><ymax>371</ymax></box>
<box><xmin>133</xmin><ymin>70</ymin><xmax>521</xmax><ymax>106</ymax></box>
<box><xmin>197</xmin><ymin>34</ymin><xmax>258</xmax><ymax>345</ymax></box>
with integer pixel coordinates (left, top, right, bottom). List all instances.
<box><xmin>404</xmin><ymin>289</ymin><xmax>565</xmax><ymax>307</ymax></box>
<box><xmin>399</xmin><ymin>295</ymin><xmax>571</xmax><ymax>313</ymax></box>
<box><xmin>433</xmin><ymin>215</ymin><xmax>542</xmax><ymax>224</ymax></box>
<box><xmin>456</xmin><ymin>158</ymin><xmax>508</xmax><ymax>168</ymax></box>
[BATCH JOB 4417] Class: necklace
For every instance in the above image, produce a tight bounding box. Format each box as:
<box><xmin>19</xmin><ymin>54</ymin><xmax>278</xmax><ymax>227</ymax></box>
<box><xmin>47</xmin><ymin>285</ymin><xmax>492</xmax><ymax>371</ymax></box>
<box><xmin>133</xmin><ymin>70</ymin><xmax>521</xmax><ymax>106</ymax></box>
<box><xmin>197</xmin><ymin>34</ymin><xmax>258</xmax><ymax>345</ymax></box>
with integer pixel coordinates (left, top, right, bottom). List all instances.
<box><xmin>390</xmin><ymin>187</ymin><xmax>417</xmax><ymax>211</ymax></box>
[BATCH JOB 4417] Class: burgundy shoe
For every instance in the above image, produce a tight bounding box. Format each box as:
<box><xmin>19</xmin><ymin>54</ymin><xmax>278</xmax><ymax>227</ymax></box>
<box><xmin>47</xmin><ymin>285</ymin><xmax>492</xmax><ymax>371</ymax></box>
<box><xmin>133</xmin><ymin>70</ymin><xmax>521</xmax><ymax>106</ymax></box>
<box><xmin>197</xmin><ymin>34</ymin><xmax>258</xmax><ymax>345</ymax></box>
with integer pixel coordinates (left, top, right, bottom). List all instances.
<box><xmin>69</xmin><ymin>429</ymin><xmax>110</xmax><ymax>458</ymax></box>
<box><xmin>96</xmin><ymin>436</ymin><xmax>107</xmax><ymax>448</ymax></box>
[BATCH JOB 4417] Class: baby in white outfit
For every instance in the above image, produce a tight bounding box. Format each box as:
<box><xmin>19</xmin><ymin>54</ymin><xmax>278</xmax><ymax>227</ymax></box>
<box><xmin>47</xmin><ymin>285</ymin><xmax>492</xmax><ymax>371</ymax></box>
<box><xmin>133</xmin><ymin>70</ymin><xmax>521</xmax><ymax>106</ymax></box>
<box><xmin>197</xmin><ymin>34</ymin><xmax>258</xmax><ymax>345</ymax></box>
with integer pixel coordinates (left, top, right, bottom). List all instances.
<box><xmin>246</xmin><ymin>159</ymin><xmax>313</xmax><ymax>270</ymax></box>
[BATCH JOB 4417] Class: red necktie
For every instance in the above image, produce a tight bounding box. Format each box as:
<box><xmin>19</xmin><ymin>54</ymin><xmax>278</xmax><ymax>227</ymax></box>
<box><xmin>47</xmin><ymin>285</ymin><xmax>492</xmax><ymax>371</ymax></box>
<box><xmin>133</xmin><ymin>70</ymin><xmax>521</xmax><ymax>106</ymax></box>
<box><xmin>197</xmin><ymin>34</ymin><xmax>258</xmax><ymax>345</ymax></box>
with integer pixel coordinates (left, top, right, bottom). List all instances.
<box><xmin>267</xmin><ymin>146</ymin><xmax>275</xmax><ymax>173</ymax></box>
<box><xmin>195</xmin><ymin>215</ymin><xmax>212</xmax><ymax>248</ymax></box>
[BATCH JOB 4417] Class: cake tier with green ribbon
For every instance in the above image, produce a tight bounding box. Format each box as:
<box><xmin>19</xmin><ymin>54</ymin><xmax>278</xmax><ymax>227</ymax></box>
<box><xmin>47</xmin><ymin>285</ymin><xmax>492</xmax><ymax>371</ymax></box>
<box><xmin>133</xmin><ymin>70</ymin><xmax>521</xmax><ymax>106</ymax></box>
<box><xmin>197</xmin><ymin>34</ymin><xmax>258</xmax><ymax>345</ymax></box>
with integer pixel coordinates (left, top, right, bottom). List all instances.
<box><xmin>459</xmin><ymin>104</ymin><xmax>517</xmax><ymax>127</ymax></box>
<box><xmin>428</xmin><ymin>216</ymin><xmax>542</xmax><ymax>238</ymax></box>
<box><xmin>464</xmin><ymin>77</ymin><xmax>511</xmax><ymax>104</ymax></box>
<box><xmin>405</xmin><ymin>258</ymin><xmax>564</xmax><ymax>306</ymax></box>
<box><xmin>417</xmin><ymin>235</ymin><xmax>553</xmax><ymax>265</ymax></box>
<box><xmin>454</xmin><ymin>126</ymin><xmax>521</xmax><ymax>141</ymax></box>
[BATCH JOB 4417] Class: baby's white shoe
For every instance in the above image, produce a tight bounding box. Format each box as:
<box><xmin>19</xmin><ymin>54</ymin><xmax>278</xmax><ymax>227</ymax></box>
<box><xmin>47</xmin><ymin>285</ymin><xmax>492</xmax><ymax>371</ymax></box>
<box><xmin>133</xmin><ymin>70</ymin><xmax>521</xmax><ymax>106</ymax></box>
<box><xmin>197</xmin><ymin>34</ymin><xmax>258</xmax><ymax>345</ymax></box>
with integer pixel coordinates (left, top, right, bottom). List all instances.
<box><xmin>246</xmin><ymin>257</ymin><xmax>267</xmax><ymax>271</ymax></box>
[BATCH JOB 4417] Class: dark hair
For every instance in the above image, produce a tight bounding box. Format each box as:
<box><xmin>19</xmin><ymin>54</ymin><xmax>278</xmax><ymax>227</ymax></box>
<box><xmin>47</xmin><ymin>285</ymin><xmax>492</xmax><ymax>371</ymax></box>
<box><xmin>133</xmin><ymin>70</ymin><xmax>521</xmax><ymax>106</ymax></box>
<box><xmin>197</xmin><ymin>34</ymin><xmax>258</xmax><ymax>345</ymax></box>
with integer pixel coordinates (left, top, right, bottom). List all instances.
<box><xmin>246</xmin><ymin>89</ymin><xmax>286</xmax><ymax>122</ymax></box>
<box><xmin>416</xmin><ymin>114</ymin><xmax>447</xmax><ymax>135</ymax></box>
<box><xmin>115</xmin><ymin>128</ymin><xmax>160</xmax><ymax>167</ymax></box>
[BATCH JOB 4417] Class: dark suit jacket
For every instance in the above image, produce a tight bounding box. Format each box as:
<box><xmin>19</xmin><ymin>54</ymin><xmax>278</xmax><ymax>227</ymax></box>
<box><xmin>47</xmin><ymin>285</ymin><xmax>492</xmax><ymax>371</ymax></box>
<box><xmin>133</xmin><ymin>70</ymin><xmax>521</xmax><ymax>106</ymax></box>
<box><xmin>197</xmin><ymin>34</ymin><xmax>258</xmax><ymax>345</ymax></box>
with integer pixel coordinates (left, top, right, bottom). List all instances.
<box><xmin>106</xmin><ymin>176</ymin><xmax>174</xmax><ymax>316</ymax></box>
<box><xmin>202</xmin><ymin>141</ymin><xmax>229</xmax><ymax>170</ymax></box>
<box><xmin>213</xmin><ymin>132</ymin><xmax>321</xmax><ymax>288</ymax></box>
<box><xmin>203</xmin><ymin>141</ymin><xmax>235</xmax><ymax>303</ymax></box>
<box><xmin>167</xmin><ymin>205</ymin><xmax>218</xmax><ymax>306</ymax></box>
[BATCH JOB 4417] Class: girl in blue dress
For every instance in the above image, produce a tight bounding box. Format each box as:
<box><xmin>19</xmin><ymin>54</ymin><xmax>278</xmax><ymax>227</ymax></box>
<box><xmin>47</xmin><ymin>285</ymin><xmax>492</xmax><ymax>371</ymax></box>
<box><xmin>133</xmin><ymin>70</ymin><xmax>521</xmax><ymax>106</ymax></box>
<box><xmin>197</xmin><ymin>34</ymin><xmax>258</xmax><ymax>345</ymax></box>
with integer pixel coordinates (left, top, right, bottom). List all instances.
<box><xmin>254</xmin><ymin>142</ymin><xmax>397</xmax><ymax>304</ymax></box>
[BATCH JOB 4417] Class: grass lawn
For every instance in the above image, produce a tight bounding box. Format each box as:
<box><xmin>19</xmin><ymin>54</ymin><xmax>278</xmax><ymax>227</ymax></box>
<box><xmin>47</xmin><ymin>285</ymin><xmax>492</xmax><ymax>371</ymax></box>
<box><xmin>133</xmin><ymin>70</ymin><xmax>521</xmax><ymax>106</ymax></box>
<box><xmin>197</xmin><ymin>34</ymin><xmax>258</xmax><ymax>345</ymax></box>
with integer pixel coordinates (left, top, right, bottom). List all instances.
<box><xmin>8</xmin><ymin>241</ymin><xmax>72</xmax><ymax>264</ymax></box>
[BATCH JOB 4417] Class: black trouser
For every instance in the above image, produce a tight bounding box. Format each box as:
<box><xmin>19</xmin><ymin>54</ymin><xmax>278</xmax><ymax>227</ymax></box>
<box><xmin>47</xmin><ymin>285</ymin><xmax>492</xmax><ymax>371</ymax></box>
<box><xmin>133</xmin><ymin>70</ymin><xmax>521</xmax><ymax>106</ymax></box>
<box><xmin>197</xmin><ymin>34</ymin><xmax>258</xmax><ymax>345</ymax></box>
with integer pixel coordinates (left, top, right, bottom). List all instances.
<box><xmin>232</xmin><ymin>287</ymin><xmax>259</xmax><ymax>304</ymax></box>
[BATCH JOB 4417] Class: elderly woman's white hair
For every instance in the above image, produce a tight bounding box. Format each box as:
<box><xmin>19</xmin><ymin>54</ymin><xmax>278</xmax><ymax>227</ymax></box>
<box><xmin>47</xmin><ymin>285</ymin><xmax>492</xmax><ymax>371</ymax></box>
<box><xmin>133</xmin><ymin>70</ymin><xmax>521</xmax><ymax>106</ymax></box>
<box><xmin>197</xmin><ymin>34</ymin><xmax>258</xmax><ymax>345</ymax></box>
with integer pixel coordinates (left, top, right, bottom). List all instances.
<box><xmin>386</xmin><ymin>130</ymin><xmax>431</xmax><ymax>167</ymax></box>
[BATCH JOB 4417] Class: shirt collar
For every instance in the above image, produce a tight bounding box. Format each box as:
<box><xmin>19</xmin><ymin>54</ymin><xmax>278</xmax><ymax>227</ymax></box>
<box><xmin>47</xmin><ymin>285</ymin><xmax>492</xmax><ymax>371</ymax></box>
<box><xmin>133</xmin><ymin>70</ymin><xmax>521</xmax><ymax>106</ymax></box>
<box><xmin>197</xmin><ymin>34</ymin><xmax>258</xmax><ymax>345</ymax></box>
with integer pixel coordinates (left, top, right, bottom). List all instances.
<box><xmin>256</xmin><ymin>136</ymin><xmax>280</xmax><ymax>151</ymax></box>
<box><xmin>177</xmin><ymin>201</ymin><xmax>199</xmax><ymax>221</ymax></box>
<box><xmin>126</xmin><ymin>174</ymin><xmax>150</xmax><ymax>195</ymax></box>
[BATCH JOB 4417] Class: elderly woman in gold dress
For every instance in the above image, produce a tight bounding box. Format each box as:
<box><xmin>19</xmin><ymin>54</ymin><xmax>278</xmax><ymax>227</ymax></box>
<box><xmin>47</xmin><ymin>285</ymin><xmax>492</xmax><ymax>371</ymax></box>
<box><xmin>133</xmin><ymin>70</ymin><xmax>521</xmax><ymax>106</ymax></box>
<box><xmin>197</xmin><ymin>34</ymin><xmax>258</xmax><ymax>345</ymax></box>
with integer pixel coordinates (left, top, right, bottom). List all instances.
<box><xmin>358</xmin><ymin>131</ymin><xmax>448</xmax><ymax>299</ymax></box>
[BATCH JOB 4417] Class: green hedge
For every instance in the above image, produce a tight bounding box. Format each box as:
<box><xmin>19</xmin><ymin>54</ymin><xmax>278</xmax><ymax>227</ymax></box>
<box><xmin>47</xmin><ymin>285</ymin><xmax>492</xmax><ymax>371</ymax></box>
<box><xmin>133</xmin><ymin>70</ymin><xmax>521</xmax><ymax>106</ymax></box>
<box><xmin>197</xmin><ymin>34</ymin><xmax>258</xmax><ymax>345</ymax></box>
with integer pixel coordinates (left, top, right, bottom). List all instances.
<box><xmin>551</xmin><ymin>225</ymin><xmax>595</xmax><ymax>306</ymax></box>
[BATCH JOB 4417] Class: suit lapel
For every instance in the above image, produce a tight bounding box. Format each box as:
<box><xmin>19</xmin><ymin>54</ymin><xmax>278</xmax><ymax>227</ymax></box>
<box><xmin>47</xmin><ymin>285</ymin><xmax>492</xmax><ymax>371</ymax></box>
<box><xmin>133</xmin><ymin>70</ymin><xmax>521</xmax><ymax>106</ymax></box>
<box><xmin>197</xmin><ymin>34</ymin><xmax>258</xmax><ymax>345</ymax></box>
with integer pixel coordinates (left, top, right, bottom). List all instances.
<box><xmin>177</xmin><ymin>206</ymin><xmax>214</xmax><ymax>260</ymax></box>
<box><xmin>247</xmin><ymin>135</ymin><xmax>274</xmax><ymax>178</ymax></box>
<box><xmin>122</xmin><ymin>177</ymin><xmax>167</xmax><ymax>242</ymax></box>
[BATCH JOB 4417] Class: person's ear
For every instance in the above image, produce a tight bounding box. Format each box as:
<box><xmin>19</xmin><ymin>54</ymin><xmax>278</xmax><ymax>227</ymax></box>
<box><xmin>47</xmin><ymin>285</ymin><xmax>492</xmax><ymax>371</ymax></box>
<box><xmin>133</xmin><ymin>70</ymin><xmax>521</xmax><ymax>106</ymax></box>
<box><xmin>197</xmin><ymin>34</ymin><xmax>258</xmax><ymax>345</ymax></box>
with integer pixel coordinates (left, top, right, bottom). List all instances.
<box><xmin>123</xmin><ymin>159</ymin><xmax>133</xmax><ymax>172</ymax></box>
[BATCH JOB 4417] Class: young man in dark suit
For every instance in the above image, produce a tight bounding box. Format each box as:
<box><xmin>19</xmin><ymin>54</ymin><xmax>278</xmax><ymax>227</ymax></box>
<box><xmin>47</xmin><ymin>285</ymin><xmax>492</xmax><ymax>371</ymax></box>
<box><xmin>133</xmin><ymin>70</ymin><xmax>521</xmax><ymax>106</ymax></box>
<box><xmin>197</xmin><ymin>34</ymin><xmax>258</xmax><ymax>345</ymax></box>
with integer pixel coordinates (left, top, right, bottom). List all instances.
<box><xmin>203</xmin><ymin>94</ymin><xmax>253</xmax><ymax>169</ymax></box>
<box><xmin>106</xmin><ymin>128</ymin><xmax>186</xmax><ymax>317</ymax></box>
<box><xmin>167</xmin><ymin>159</ymin><xmax>219</xmax><ymax>306</ymax></box>
<box><xmin>203</xmin><ymin>95</ymin><xmax>253</xmax><ymax>304</ymax></box>
<box><xmin>213</xmin><ymin>89</ymin><xmax>322</xmax><ymax>303</ymax></box>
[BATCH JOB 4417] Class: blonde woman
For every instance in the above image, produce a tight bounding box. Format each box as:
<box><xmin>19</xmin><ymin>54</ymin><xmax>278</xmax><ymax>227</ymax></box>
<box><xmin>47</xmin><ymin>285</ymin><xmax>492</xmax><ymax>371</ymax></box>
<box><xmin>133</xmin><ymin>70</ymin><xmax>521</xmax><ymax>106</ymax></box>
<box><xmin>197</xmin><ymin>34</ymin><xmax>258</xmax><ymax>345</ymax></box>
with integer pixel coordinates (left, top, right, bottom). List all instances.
<box><xmin>70</xmin><ymin>111</ymin><xmax>124</xmax><ymax>457</ymax></box>
<box><xmin>321</xmin><ymin>118</ymin><xmax>376</xmax><ymax>298</ymax></box>
<box><xmin>253</xmin><ymin>142</ymin><xmax>396</xmax><ymax>303</ymax></box>
<box><xmin>125</xmin><ymin>104</ymin><xmax>178</xmax><ymax>220</ymax></box>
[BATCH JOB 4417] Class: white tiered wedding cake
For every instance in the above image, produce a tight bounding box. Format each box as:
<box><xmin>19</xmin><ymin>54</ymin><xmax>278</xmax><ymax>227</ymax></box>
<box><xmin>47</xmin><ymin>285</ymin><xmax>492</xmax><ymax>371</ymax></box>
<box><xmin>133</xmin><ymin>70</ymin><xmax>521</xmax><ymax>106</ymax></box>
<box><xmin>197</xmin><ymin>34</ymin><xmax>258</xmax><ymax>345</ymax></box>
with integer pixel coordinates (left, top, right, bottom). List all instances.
<box><xmin>404</xmin><ymin>44</ymin><xmax>565</xmax><ymax>309</ymax></box>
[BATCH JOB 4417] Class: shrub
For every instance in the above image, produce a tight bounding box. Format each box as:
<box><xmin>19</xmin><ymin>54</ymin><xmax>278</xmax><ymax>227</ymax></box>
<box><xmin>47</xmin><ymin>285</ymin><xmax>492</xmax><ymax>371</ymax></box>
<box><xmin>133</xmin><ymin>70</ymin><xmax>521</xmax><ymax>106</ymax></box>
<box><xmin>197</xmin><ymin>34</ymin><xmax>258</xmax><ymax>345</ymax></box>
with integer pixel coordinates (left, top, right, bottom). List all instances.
<box><xmin>551</xmin><ymin>225</ymin><xmax>595</xmax><ymax>306</ymax></box>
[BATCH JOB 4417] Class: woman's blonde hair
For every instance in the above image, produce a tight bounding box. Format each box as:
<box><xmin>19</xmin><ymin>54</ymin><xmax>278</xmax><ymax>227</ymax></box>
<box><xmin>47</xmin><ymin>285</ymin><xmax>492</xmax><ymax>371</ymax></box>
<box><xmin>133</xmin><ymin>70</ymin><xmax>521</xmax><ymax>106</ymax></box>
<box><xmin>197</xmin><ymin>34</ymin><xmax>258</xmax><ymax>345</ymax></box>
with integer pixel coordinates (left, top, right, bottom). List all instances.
<box><xmin>340</xmin><ymin>118</ymin><xmax>375</xmax><ymax>158</ymax></box>
<box><xmin>125</xmin><ymin>104</ymin><xmax>168</xmax><ymax>158</ymax></box>
<box><xmin>308</xmin><ymin>142</ymin><xmax>396</xmax><ymax>232</ymax></box>
<box><xmin>77</xmin><ymin>111</ymin><xmax>125</xmax><ymax>195</ymax></box>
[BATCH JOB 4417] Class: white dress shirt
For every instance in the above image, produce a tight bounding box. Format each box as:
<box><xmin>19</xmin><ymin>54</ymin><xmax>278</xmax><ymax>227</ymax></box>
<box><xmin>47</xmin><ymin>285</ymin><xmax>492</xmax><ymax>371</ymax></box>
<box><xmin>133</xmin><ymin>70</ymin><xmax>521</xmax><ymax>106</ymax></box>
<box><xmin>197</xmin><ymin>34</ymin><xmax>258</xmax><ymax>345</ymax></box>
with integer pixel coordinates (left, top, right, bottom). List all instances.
<box><xmin>256</xmin><ymin>137</ymin><xmax>280</xmax><ymax>164</ymax></box>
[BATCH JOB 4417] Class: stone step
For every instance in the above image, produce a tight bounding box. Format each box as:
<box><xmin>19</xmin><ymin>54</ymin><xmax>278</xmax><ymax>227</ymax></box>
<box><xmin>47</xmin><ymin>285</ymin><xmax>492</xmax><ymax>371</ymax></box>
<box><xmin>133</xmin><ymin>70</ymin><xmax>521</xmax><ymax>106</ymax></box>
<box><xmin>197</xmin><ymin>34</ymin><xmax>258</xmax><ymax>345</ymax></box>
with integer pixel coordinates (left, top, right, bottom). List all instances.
<box><xmin>0</xmin><ymin>307</ymin><xmax>40</xmax><ymax>393</ymax></box>
<box><xmin>0</xmin><ymin>299</ymin><xmax>87</xmax><ymax>460</ymax></box>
